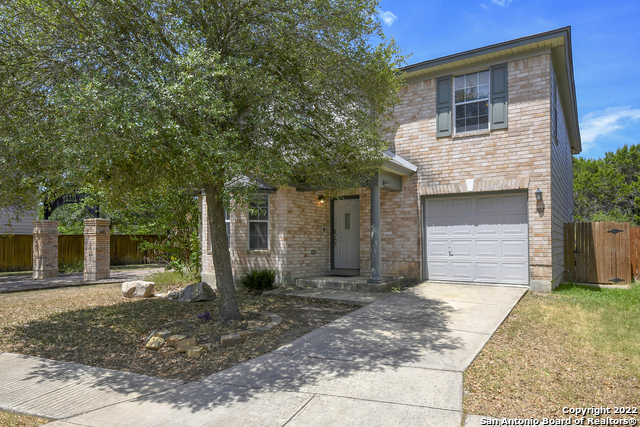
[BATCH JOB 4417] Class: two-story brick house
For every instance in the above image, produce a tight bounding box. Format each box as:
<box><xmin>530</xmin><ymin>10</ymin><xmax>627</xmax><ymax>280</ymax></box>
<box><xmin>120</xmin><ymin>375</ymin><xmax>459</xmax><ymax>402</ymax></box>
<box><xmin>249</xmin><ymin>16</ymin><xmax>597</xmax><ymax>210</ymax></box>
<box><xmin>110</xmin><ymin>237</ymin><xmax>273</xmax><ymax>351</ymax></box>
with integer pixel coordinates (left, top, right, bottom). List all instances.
<box><xmin>201</xmin><ymin>27</ymin><xmax>581</xmax><ymax>292</ymax></box>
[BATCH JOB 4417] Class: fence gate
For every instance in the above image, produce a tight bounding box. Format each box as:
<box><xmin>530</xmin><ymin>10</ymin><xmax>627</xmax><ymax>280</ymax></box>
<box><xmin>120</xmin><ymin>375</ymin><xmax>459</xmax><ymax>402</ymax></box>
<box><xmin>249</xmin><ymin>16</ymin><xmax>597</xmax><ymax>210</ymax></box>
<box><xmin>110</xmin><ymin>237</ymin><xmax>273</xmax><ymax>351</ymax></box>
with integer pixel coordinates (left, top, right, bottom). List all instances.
<box><xmin>564</xmin><ymin>222</ymin><xmax>632</xmax><ymax>284</ymax></box>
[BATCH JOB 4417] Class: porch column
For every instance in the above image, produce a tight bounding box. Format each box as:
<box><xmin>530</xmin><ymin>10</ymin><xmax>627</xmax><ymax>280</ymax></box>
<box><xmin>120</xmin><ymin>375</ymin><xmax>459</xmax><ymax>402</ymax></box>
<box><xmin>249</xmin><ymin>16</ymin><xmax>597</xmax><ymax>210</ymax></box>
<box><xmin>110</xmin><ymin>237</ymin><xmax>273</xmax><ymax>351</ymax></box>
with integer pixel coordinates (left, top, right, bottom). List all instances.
<box><xmin>32</xmin><ymin>220</ymin><xmax>59</xmax><ymax>279</ymax></box>
<box><xmin>368</xmin><ymin>175</ymin><xmax>383</xmax><ymax>283</ymax></box>
<box><xmin>83</xmin><ymin>218</ymin><xmax>111</xmax><ymax>281</ymax></box>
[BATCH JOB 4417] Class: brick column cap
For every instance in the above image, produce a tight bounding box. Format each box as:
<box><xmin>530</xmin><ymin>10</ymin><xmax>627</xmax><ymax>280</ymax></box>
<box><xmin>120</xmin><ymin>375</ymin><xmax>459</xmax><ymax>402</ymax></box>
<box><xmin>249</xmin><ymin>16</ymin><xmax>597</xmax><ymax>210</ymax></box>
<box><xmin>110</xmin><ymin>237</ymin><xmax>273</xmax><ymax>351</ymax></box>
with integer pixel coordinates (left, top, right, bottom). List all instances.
<box><xmin>83</xmin><ymin>218</ymin><xmax>111</xmax><ymax>226</ymax></box>
<box><xmin>32</xmin><ymin>220</ymin><xmax>59</xmax><ymax>235</ymax></box>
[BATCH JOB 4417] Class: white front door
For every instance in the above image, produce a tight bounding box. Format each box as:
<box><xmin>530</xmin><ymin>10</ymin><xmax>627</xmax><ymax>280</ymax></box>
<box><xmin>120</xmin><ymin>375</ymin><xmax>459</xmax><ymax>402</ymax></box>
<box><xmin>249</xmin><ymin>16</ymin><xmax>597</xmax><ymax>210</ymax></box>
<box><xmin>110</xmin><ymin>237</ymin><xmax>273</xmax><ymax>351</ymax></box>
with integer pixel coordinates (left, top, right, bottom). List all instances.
<box><xmin>334</xmin><ymin>199</ymin><xmax>360</xmax><ymax>269</ymax></box>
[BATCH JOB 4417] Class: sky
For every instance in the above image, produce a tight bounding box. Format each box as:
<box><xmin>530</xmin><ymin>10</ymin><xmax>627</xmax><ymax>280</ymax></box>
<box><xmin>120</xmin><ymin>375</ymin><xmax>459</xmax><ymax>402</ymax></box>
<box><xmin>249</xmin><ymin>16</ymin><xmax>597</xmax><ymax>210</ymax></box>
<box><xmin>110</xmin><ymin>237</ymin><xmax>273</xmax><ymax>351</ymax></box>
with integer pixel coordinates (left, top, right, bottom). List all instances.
<box><xmin>376</xmin><ymin>0</ymin><xmax>640</xmax><ymax>160</ymax></box>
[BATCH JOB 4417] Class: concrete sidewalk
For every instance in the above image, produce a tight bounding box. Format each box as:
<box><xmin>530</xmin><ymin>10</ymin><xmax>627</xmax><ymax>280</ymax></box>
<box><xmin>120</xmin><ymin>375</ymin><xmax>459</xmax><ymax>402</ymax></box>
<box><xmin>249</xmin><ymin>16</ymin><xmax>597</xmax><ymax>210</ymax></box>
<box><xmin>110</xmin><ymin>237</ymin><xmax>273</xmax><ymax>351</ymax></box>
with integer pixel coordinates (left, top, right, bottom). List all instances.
<box><xmin>0</xmin><ymin>267</ymin><xmax>163</xmax><ymax>294</ymax></box>
<box><xmin>0</xmin><ymin>282</ymin><xmax>527</xmax><ymax>426</ymax></box>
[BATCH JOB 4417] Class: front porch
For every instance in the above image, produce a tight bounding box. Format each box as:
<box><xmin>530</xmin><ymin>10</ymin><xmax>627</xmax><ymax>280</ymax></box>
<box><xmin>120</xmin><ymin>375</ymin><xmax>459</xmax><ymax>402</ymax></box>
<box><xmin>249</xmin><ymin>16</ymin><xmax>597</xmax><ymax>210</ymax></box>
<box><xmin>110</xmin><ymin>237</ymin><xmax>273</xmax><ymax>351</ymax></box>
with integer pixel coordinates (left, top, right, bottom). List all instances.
<box><xmin>295</xmin><ymin>275</ymin><xmax>419</xmax><ymax>292</ymax></box>
<box><xmin>200</xmin><ymin>150</ymin><xmax>421</xmax><ymax>289</ymax></box>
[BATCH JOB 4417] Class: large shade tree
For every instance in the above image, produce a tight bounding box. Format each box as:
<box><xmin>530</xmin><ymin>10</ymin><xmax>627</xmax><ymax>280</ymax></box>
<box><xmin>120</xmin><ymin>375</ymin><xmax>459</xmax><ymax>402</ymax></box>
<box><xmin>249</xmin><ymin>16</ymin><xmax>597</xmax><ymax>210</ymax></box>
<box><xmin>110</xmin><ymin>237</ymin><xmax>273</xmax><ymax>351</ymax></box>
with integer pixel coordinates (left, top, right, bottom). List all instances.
<box><xmin>0</xmin><ymin>0</ymin><xmax>404</xmax><ymax>321</ymax></box>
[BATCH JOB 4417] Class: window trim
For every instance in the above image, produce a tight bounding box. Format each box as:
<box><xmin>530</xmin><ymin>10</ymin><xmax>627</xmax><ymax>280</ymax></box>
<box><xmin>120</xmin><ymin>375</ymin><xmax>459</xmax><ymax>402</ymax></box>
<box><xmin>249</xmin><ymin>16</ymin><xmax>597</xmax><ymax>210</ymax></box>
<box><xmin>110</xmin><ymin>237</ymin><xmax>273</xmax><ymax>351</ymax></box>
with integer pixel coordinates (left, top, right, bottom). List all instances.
<box><xmin>247</xmin><ymin>194</ymin><xmax>269</xmax><ymax>251</ymax></box>
<box><xmin>453</xmin><ymin>70</ymin><xmax>491</xmax><ymax>135</ymax></box>
<box><xmin>224</xmin><ymin>208</ymin><xmax>231</xmax><ymax>248</ymax></box>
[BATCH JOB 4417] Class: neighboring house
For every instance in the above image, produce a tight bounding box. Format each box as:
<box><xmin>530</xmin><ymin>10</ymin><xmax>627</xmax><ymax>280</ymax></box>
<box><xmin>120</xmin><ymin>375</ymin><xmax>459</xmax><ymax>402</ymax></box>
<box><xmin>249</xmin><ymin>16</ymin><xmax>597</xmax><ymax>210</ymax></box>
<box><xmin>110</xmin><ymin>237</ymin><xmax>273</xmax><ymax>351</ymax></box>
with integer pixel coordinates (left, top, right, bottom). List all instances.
<box><xmin>200</xmin><ymin>27</ymin><xmax>581</xmax><ymax>292</ymax></box>
<box><xmin>0</xmin><ymin>209</ymin><xmax>38</xmax><ymax>235</ymax></box>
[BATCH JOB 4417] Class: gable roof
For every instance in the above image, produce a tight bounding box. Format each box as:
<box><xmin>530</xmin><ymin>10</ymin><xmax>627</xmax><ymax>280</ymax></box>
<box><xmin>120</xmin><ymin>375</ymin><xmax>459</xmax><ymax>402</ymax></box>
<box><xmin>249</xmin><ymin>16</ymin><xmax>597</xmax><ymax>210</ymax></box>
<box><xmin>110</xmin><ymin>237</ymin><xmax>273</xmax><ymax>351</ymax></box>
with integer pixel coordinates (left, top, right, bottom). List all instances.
<box><xmin>400</xmin><ymin>27</ymin><xmax>581</xmax><ymax>154</ymax></box>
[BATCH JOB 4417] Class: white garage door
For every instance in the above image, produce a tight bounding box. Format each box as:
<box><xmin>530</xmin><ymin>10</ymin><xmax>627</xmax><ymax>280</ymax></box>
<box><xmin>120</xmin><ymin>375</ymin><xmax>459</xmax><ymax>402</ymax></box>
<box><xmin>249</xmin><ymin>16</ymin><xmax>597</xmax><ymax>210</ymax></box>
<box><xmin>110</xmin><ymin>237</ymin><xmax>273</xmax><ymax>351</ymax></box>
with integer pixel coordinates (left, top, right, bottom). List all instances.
<box><xmin>423</xmin><ymin>192</ymin><xmax>529</xmax><ymax>285</ymax></box>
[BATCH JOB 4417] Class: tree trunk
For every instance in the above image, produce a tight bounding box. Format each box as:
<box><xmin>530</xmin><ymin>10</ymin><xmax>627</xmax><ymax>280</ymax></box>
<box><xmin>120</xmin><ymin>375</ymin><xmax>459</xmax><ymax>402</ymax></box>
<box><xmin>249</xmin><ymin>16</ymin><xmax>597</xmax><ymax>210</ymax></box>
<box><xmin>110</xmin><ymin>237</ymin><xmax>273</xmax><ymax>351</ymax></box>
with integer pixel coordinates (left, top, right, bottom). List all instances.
<box><xmin>203</xmin><ymin>183</ymin><xmax>242</xmax><ymax>322</ymax></box>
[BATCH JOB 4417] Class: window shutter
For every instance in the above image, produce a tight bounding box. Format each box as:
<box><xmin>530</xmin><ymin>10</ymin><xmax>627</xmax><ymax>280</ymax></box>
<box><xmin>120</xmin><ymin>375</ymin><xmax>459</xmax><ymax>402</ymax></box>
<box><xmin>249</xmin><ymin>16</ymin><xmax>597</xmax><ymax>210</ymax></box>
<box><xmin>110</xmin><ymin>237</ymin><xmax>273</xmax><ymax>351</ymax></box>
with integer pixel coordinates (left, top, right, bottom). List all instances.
<box><xmin>436</xmin><ymin>75</ymin><xmax>452</xmax><ymax>137</ymax></box>
<box><xmin>490</xmin><ymin>63</ymin><xmax>508</xmax><ymax>129</ymax></box>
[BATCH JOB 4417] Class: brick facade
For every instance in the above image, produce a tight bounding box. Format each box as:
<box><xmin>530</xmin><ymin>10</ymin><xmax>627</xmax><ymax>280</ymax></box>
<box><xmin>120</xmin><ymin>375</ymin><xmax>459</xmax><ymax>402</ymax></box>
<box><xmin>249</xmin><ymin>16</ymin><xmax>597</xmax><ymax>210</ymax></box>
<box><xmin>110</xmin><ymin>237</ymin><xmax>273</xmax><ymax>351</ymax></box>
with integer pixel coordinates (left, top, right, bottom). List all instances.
<box><xmin>201</xmin><ymin>49</ymin><xmax>576</xmax><ymax>291</ymax></box>
<box><xmin>391</xmin><ymin>53</ymin><xmax>557</xmax><ymax>290</ymax></box>
<box><xmin>32</xmin><ymin>220</ymin><xmax>59</xmax><ymax>279</ymax></box>
<box><xmin>83</xmin><ymin>218</ymin><xmax>111</xmax><ymax>281</ymax></box>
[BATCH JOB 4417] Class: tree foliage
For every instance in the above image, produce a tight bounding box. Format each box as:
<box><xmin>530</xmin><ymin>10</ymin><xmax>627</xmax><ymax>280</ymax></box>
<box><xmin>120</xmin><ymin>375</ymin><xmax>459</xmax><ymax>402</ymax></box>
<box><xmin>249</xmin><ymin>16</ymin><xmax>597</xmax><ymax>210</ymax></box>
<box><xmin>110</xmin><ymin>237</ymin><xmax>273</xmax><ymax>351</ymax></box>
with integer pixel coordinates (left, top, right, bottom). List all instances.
<box><xmin>573</xmin><ymin>143</ymin><xmax>640</xmax><ymax>225</ymax></box>
<box><xmin>0</xmin><ymin>0</ymin><xmax>404</xmax><ymax>321</ymax></box>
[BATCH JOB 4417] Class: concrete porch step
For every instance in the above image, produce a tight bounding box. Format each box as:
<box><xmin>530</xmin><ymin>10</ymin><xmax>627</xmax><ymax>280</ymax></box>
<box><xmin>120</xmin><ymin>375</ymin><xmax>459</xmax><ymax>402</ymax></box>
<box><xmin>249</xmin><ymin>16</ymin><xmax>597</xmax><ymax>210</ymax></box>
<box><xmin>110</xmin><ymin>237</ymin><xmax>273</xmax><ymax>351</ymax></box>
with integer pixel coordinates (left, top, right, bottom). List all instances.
<box><xmin>294</xmin><ymin>276</ymin><xmax>418</xmax><ymax>293</ymax></box>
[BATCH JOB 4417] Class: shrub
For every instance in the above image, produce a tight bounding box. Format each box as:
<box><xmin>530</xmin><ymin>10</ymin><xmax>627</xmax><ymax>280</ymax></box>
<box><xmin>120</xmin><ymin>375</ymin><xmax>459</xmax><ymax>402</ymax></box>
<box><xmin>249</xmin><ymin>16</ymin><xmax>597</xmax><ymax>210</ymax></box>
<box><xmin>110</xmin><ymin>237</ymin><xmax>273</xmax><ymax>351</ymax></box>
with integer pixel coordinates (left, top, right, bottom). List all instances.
<box><xmin>239</xmin><ymin>268</ymin><xmax>277</xmax><ymax>293</ymax></box>
<box><xmin>59</xmin><ymin>260</ymin><xmax>84</xmax><ymax>274</ymax></box>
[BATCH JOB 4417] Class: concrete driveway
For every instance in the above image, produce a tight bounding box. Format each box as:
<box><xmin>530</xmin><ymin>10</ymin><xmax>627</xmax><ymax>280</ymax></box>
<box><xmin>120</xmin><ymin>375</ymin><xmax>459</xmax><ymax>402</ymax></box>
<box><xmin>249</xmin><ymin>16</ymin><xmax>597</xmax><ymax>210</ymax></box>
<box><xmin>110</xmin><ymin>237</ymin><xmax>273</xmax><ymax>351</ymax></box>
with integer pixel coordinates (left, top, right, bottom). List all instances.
<box><xmin>2</xmin><ymin>282</ymin><xmax>526</xmax><ymax>426</ymax></box>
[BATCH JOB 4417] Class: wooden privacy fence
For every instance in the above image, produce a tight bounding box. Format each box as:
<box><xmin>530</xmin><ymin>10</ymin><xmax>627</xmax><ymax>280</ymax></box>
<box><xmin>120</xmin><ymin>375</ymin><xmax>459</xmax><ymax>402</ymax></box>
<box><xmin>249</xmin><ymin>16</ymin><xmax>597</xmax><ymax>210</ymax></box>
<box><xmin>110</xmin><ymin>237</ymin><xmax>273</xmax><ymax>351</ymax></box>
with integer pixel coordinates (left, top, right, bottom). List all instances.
<box><xmin>564</xmin><ymin>222</ymin><xmax>640</xmax><ymax>284</ymax></box>
<box><xmin>0</xmin><ymin>235</ymin><xmax>161</xmax><ymax>272</ymax></box>
<box><xmin>632</xmin><ymin>226</ymin><xmax>640</xmax><ymax>281</ymax></box>
<box><xmin>0</xmin><ymin>235</ymin><xmax>32</xmax><ymax>272</ymax></box>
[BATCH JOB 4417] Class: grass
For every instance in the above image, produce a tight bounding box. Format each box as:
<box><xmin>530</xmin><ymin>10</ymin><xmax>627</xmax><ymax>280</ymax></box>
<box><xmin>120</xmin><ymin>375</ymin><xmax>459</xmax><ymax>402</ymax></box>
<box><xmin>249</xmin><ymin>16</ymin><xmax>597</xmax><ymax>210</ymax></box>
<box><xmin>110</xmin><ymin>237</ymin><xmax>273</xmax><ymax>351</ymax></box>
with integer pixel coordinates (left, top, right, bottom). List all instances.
<box><xmin>111</xmin><ymin>263</ymin><xmax>165</xmax><ymax>271</ymax></box>
<box><xmin>144</xmin><ymin>269</ymin><xmax>200</xmax><ymax>292</ymax></box>
<box><xmin>464</xmin><ymin>282</ymin><xmax>640</xmax><ymax>418</ymax></box>
<box><xmin>0</xmin><ymin>411</ymin><xmax>48</xmax><ymax>427</ymax></box>
<box><xmin>0</xmin><ymin>282</ymin><xmax>359</xmax><ymax>382</ymax></box>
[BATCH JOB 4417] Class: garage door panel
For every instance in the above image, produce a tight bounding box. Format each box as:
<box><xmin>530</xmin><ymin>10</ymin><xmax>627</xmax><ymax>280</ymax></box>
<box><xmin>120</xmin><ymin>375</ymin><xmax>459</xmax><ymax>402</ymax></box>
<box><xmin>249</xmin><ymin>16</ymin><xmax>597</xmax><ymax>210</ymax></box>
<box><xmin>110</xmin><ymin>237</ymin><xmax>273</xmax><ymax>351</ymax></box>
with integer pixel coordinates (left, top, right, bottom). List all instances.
<box><xmin>475</xmin><ymin>223</ymin><xmax>501</xmax><ymax>235</ymax></box>
<box><xmin>502</xmin><ymin>263</ymin><xmax>528</xmax><ymax>283</ymax></box>
<box><xmin>501</xmin><ymin>194</ymin><xmax>527</xmax><ymax>213</ymax></box>
<box><xmin>425</xmin><ymin>216</ymin><xmax>451</xmax><ymax>231</ymax></box>
<box><xmin>451</xmin><ymin>262</ymin><xmax>474</xmax><ymax>281</ymax></box>
<box><xmin>501</xmin><ymin>222</ymin><xmax>528</xmax><ymax>235</ymax></box>
<box><xmin>501</xmin><ymin>240</ymin><xmax>528</xmax><ymax>258</ymax></box>
<box><xmin>427</xmin><ymin>261</ymin><xmax>450</xmax><ymax>279</ymax></box>
<box><xmin>427</xmin><ymin>240</ymin><xmax>449</xmax><ymax>257</ymax></box>
<box><xmin>451</xmin><ymin>197</ymin><xmax>473</xmax><ymax>213</ymax></box>
<box><xmin>424</xmin><ymin>192</ymin><xmax>529</xmax><ymax>286</ymax></box>
<box><xmin>476</xmin><ymin>263</ymin><xmax>500</xmax><ymax>282</ymax></box>
<box><xmin>426</xmin><ymin>199</ymin><xmax>449</xmax><ymax>216</ymax></box>
<box><xmin>451</xmin><ymin>240</ymin><xmax>473</xmax><ymax>257</ymax></box>
<box><xmin>476</xmin><ymin>196</ymin><xmax>499</xmax><ymax>214</ymax></box>
<box><xmin>475</xmin><ymin>240</ymin><xmax>500</xmax><ymax>258</ymax></box>
<box><xmin>449</xmin><ymin>223</ymin><xmax>475</xmax><ymax>236</ymax></box>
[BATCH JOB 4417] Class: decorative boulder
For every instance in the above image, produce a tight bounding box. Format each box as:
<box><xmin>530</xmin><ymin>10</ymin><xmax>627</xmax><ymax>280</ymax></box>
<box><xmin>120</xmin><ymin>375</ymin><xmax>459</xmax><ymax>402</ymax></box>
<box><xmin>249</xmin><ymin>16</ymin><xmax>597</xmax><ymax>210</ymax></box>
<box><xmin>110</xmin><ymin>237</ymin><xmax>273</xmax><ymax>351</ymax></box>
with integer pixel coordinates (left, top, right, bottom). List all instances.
<box><xmin>176</xmin><ymin>338</ymin><xmax>197</xmax><ymax>353</ymax></box>
<box><xmin>146</xmin><ymin>336</ymin><xmax>165</xmax><ymax>350</ymax></box>
<box><xmin>167</xmin><ymin>291</ymin><xmax>179</xmax><ymax>299</ymax></box>
<box><xmin>122</xmin><ymin>281</ymin><xmax>156</xmax><ymax>298</ymax></box>
<box><xmin>178</xmin><ymin>282</ymin><xmax>217</xmax><ymax>302</ymax></box>
<box><xmin>166</xmin><ymin>335</ymin><xmax>187</xmax><ymax>347</ymax></box>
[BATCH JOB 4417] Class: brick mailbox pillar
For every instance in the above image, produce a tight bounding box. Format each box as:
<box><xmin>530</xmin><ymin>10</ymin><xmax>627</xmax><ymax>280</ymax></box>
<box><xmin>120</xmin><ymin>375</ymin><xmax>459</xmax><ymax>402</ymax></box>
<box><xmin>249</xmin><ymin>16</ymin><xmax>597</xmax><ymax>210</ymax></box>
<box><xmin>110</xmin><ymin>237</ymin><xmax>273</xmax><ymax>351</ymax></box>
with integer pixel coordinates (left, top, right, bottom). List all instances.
<box><xmin>32</xmin><ymin>220</ymin><xmax>59</xmax><ymax>279</ymax></box>
<box><xmin>83</xmin><ymin>218</ymin><xmax>111</xmax><ymax>281</ymax></box>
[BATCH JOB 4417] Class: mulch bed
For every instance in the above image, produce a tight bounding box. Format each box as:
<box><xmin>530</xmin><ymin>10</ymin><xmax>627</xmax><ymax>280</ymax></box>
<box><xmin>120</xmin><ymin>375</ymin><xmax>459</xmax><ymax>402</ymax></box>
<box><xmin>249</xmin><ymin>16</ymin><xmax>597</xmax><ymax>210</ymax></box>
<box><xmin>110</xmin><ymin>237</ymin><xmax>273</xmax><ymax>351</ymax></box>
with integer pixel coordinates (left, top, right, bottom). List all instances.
<box><xmin>0</xmin><ymin>283</ymin><xmax>360</xmax><ymax>382</ymax></box>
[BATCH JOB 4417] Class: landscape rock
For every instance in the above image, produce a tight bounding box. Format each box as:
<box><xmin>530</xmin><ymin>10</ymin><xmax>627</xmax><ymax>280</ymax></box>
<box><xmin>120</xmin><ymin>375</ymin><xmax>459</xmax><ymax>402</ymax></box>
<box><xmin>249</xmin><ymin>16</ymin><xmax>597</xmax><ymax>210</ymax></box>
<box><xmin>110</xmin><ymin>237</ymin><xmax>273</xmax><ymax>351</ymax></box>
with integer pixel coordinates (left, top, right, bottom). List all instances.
<box><xmin>220</xmin><ymin>333</ymin><xmax>244</xmax><ymax>347</ymax></box>
<box><xmin>154</xmin><ymin>330</ymin><xmax>172</xmax><ymax>339</ymax></box>
<box><xmin>186</xmin><ymin>347</ymin><xmax>202</xmax><ymax>359</ymax></box>
<box><xmin>238</xmin><ymin>330</ymin><xmax>256</xmax><ymax>339</ymax></box>
<box><xmin>167</xmin><ymin>291</ymin><xmax>179</xmax><ymax>299</ymax></box>
<box><xmin>176</xmin><ymin>338</ymin><xmax>197</xmax><ymax>353</ymax></box>
<box><xmin>178</xmin><ymin>282</ymin><xmax>217</xmax><ymax>302</ymax></box>
<box><xmin>121</xmin><ymin>281</ymin><xmax>156</xmax><ymax>298</ymax></box>
<box><xmin>166</xmin><ymin>335</ymin><xmax>187</xmax><ymax>347</ymax></box>
<box><xmin>146</xmin><ymin>336</ymin><xmax>165</xmax><ymax>350</ymax></box>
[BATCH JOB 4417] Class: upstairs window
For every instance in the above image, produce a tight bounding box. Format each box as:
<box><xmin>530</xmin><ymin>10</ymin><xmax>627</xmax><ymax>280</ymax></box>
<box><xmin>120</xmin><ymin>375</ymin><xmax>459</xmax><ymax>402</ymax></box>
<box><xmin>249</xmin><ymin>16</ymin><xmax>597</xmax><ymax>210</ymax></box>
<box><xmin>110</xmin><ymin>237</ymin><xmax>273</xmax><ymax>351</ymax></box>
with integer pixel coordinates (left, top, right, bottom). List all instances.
<box><xmin>435</xmin><ymin>63</ymin><xmax>507</xmax><ymax>137</ymax></box>
<box><xmin>248</xmin><ymin>194</ymin><xmax>269</xmax><ymax>250</ymax></box>
<box><xmin>454</xmin><ymin>70</ymin><xmax>490</xmax><ymax>133</ymax></box>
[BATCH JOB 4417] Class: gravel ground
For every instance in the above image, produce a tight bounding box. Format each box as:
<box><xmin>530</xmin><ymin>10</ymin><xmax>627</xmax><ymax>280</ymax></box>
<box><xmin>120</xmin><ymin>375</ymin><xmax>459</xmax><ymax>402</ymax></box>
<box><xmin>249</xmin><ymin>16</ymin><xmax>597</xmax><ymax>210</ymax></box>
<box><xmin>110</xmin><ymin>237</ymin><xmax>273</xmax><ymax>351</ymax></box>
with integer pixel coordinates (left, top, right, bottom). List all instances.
<box><xmin>0</xmin><ymin>283</ymin><xmax>361</xmax><ymax>382</ymax></box>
